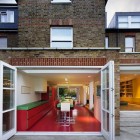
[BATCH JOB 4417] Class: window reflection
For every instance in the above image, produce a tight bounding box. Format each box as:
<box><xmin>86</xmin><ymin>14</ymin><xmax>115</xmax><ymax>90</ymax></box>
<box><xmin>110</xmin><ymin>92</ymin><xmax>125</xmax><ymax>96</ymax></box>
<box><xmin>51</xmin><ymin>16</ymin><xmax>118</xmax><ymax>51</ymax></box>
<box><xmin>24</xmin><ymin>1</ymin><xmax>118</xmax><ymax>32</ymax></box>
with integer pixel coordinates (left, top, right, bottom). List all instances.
<box><xmin>3</xmin><ymin>111</ymin><xmax>14</xmax><ymax>134</ymax></box>
<box><xmin>3</xmin><ymin>66</ymin><xmax>15</xmax><ymax>88</ymax></box>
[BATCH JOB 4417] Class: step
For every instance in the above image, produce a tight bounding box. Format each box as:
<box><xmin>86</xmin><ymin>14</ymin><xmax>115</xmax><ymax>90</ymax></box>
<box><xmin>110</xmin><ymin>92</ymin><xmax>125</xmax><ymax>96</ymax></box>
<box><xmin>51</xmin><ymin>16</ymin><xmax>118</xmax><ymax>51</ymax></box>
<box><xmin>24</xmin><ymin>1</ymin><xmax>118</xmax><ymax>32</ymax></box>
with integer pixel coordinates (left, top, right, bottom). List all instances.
<box><xmin>120</xmin><ymin>111</ymin><xmax>140</xmax><ymax>118</ymax></box>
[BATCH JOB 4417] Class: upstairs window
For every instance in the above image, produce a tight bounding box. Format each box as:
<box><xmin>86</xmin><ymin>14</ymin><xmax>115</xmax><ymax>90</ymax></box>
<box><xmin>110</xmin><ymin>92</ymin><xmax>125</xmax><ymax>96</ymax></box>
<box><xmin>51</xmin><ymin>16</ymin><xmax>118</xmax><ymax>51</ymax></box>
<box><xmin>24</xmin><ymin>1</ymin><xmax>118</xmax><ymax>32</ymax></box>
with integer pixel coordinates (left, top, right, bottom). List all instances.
<box><xmin>50</xmin><ymin>27</ymin><xmax>73</xmax><ymax>49</ymax></box>
<box><xmin>0</xmin><ymin>38</ymin><xmax>7</xmax><ymax>48</ymax></box>
<box><xmin>131</xmin><ymin>16</ymin><xmax>140</xmax><ymax>28</ymax></box>
<box><xmin>118</xmin><ymin>16</ymin><xmax>129</xmax><ymax>28</ymax></box>
<box><xmin>118</xmin><ymin>15</ymin><xmax>140</xmax><ymax>28</ymax></box>
<box><xmin>51</xmin><ymin>0</ymin><xmax>71</xmax><ymax>3</ymax></box>
<box><xmin>125</xmin><ymin>37</ymin><xmax>135</xmax><ymax>52</ymax></box>
<box><xmin>0</xmin><ymin>11</ymin><xmax>14</xmax><ymax>23</ymax></box>
<box><xmin>105</xmin><ymin>37</ymin><xmax>109</xmax><ymax>48</ymax></box>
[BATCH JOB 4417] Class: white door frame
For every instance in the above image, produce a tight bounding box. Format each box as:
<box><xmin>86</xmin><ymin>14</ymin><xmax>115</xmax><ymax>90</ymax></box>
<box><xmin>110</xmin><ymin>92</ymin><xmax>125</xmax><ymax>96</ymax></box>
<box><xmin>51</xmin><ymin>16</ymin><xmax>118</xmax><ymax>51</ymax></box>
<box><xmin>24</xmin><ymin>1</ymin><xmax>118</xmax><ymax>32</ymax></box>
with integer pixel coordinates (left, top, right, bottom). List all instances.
<box><xmin>101</xmin><ymin>61</ymin><xmax>115</xmax><ymax>140</ymax></box>
<box><xmin>0</xmin><ymin>61</ymin><xmax>17</xmax><ymax>140</ymax></box>
<box><xmin>0</xmin><ymin>63</ymin><xmax>115</xmax><ymax>138</ymax></box>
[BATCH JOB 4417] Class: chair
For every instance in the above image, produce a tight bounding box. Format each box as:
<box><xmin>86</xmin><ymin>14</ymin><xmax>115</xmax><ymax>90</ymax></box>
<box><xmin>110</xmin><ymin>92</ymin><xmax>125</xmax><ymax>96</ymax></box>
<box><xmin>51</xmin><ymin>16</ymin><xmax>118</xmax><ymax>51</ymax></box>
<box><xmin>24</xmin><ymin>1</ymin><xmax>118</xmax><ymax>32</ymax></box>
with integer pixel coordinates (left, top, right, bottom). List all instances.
<box><xmin>60</xmin><ymin>102</ymin><xmax>70</xmax><ymax>126</ymax></box>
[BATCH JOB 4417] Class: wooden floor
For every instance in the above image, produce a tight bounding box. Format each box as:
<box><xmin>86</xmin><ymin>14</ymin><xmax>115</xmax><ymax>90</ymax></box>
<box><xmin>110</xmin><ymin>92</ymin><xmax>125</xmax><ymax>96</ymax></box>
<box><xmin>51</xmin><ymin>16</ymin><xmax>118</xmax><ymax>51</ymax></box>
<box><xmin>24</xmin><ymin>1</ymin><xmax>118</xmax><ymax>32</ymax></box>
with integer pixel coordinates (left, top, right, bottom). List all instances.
<box><xmin>120</xmin><ymin>103</ymin><xmax>140</xmax><ymax>111</ymax></box>
<box><xmin>28</xmin><ymin>106</ymin><xmax>101</xmax><ymax>132</ymax></box>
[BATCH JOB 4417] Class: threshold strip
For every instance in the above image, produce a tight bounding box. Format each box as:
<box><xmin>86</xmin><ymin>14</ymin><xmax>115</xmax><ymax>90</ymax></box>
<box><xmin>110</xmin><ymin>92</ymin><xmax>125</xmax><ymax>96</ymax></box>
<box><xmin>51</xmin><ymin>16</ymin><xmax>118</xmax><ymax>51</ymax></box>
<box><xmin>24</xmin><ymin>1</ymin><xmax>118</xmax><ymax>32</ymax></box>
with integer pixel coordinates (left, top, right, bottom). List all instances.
<box><xmin>16</xmin><ymin>132</ymin><xmax>102</xmax><ymax>136</ymax></box>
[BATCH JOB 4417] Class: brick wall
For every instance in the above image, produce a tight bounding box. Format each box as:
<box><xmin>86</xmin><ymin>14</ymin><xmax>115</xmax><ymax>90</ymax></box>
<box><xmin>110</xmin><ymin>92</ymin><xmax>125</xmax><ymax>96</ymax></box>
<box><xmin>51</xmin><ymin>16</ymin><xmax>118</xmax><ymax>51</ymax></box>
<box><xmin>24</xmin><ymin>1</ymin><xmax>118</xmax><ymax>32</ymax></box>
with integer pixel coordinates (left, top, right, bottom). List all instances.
<box><xmin>106</xmin><ymin>32</ymin><xmax>140</xmax><ymax>52</ymax></box>
<box><xmin>0</xmin><ymin>32</ymin><xmax>18</xmax><ymax>48</ymax></box>
<box><xmin>10</xmin><ymin>58</ymin><xmax>107</xmax><ymax>66</ymax></box>
<box><xmin>18</xmin><ymin>0</ymin><xmax>105</xmax><ymax>48</ymax></box>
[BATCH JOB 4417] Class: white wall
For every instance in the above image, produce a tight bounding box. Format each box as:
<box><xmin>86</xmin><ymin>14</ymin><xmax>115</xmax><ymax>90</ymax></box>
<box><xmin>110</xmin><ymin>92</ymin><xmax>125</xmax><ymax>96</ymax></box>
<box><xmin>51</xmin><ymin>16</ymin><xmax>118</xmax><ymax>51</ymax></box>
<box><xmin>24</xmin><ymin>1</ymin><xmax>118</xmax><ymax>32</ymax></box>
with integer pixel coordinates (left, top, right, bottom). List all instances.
<box><xmin>79</xmin><ymin>86</ymin><xmax>84</xmax><ymax>104</ymax></box>
<box><xmin>83</xmin><ymin>86</ymin><xmax>87</xmax><ymax>105</ymax></box>
<box><xmin>89</xmin><ymin>81</ymin><xmax>94</xmax><ymax>110</ymax></box>
<box><xmin>94</xmin><ymin>96</ymin><xmax>101</xmax><ymax>122</ymax></box>
<box><xmin>17</xmin><ymin>72</ymin><xmax>41</xmax><ymax>105</ymax></box>
<box><xmin>94</xmin><ymin>81</ymin><xmax>101</xmax><ymax>122</ymax></box>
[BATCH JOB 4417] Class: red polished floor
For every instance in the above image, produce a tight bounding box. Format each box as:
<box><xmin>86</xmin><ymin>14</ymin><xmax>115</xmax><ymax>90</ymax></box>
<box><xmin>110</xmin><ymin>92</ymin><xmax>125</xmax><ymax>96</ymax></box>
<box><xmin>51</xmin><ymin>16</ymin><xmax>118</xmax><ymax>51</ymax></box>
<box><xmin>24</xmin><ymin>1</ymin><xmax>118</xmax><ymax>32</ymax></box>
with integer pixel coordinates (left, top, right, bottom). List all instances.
<box><xmin>28</xmin><ymin>106</ymin><xmax>101</xmax><ymax>132</ymax></box>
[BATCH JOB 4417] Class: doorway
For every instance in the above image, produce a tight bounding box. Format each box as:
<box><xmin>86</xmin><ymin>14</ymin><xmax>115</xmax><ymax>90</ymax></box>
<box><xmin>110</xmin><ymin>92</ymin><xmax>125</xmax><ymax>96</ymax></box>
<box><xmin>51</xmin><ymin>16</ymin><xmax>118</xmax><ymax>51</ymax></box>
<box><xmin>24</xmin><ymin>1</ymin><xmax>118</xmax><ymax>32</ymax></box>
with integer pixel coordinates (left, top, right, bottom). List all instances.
<box><xmin>0</xmin><ymin>61</ymin><xmax>115</xmax><ymax>140</ymax></box>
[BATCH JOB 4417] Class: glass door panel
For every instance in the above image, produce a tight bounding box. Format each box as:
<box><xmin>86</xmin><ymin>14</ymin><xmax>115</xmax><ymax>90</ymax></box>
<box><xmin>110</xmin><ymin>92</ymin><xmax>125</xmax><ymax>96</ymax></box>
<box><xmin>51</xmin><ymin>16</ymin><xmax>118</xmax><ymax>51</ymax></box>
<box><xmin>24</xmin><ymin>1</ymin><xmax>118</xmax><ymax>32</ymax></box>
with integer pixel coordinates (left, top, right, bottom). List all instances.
<box><xmin>0</xmin><ymin>61</ymin><xmax>17</xmax><ymax>140</ymax></box>
<box><xmin>3</xmin><ymin>66</ymin><xmax>15</xmax><ymax>88</ymax></box>
<box><xmin>101</xmin><ymin>61</ymin><xmax>115</xmax><ymax>140</ymax></box>
<box><xmin>3</xmin><ymin>90</ymin><xmax>14</xmax><ymax>111</ymax></box>
<box><xmin>3</xmin><ymin>111</ymin><xmax>14</xmax><ymax>134</ymax></box>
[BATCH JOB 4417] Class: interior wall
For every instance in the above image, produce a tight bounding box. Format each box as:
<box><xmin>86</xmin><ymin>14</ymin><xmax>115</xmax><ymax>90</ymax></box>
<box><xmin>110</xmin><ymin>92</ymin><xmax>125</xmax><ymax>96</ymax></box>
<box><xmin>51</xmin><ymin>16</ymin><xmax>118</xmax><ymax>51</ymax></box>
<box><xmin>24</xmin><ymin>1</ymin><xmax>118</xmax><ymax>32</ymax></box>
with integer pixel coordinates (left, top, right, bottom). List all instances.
<box><xmin>89</xmin><ymin>81</ymin><xmax>94</xmax><ymax>110</ymax></box>
<box><xmin>94</xmin><ymin>80</ymin><xmax>101</xmax><ymax>122</ymax></box>
<box><xmin>133</xmin><ymin>77</ymin><xmax>140</xmax><ymax>98</ymax></box>
<box><xmin>79</xmin><ymin>86</ymin><xmax>84</xmax><ymax>104</ymax></box>
<box><xmin>17</xmin><ymin>72</ymin><xmax>41</xmax><ymax>105</ymax></box>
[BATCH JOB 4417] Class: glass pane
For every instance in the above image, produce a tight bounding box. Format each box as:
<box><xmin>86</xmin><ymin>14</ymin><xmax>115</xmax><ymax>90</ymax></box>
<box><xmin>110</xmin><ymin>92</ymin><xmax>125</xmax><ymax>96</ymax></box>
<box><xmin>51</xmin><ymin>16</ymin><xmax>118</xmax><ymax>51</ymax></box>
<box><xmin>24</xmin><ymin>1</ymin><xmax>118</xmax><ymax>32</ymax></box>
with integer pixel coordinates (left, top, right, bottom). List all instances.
<box><xmin>131</xmin><ymin>16</ymin><xmax>140</xmax><ymax>22</ymax></box>
<box><xmin>3</xmin><ymin>66</ymin><xmax>15</xmax><ymax>88</ymax></box>
<box><xmin>103</xmin><ymin>89</ymin><xmax>109</xmax><ymax>110</ymax></box>
<box><xmin>118</xmin><ymin>16</ymin><xmax>128</xmax><ymax>22</ymax></box>
<box><xmin>51</xmin><ymin>28</ymin><xmax>72</xmax><ymax>41</ymax></box>
<box><xmin>3</xmin><ymin>90</ymin><xmax>14</xmax><ymax>111</ymax></box>
<box><xmin>102</xmin><ymin>67</ymin><xmax>109</xmax><ymax>89</ymax></box>
<box><xmin>105</xmin><ymin>37</ymin><xmax>108</xmax><ymax>48</ymax></box>
<box><xmin>103</xmin><ymin>111</ymin><xmax>109</xmax><ymax>132</ymax></box>
<box><xmin>131</xmin><ymin>23</ymin><xmax>140</xmax><ymax>28</ymax></box>
<box><xmin>1</xmin><ymin>14</ymin><xmax>7</xmax><ymax>23</ymax></box>
<box><xmin>118</xmin><ymin>23</ymin><xmax>128</xmax><ymax>28</ymax></box>
<box><xmin>3</xmin><ymin>111</ymin><xmax>14</xmax><ymax>134</ymax></box>
<box><xmin>0</xmin><ymin>38</ymin><xmax>7</xmax><ymax>48</ymax></box>
<box><xmin>125</xmin><ymin>37</ymin><xmax>134</xmax><ymax>47</ymax></box>
<box><xmin>51</xmin><ymin>42</ymin><xmax>72</xmax><ymax>48</ymax></box>
<box><xmin>7</xmin><ymin>11</ymin><xmax>14</xmax><ymax>23</ymax></box>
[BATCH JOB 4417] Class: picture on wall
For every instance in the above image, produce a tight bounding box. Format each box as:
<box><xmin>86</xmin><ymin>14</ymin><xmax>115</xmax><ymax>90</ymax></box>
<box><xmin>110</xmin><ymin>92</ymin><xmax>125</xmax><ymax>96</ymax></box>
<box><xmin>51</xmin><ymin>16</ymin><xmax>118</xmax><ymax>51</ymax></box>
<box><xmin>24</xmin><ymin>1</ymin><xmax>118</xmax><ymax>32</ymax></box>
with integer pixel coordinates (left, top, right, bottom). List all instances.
<box><xmin>21</xmin><ymin>86</ymin><xmax>31</xmax><ymax>94</ymax></box>
<box><xmin>96</xmin><ymin>85</ymin><xmax>101</xmax><ymax>96</ymax></box>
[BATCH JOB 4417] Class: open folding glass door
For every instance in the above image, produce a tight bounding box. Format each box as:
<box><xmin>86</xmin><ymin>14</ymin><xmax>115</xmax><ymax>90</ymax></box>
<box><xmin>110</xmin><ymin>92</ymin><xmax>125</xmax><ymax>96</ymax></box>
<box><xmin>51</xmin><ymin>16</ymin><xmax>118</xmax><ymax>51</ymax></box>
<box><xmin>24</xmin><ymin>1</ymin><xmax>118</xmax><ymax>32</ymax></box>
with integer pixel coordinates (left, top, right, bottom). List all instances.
<box><xmin>101</xmin><ymin>61</ymin><xmax>115</xmax><ymax>140</ymax></box>
<box><xmin>0</xmin><ymin>61</ymin><xmax>17</xmax><ymax>140</ymax></box>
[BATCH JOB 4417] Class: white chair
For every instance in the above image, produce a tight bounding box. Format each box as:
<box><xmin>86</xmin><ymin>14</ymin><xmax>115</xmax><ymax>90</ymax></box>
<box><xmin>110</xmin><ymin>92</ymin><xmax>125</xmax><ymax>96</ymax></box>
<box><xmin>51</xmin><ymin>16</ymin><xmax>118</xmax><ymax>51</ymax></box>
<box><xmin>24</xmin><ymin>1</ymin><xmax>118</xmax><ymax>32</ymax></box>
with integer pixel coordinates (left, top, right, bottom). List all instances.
<box><xmin>60</xmin><ymin>102</ymin><xmax>70</xmax><ymax>126</ymax></box>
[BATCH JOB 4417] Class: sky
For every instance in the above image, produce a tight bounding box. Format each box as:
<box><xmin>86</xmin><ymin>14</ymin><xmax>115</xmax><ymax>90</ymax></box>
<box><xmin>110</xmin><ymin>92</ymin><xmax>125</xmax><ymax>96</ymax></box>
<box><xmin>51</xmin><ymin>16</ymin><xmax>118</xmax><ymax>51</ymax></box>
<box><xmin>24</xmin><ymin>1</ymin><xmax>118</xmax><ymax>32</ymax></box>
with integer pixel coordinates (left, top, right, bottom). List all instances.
<box><xmin>1</xmin><ymin>0</ymin><xmax>140</xmax><ymax>27</ymax></box>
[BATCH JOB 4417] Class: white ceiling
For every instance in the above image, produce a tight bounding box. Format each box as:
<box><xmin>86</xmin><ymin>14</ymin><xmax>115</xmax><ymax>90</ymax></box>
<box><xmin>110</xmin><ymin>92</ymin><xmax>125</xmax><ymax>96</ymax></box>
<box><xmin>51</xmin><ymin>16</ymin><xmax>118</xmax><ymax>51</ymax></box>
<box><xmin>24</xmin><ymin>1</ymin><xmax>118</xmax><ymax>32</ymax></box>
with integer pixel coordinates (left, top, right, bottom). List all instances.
<box><xmin>28</xmin><ymin>73</ymin><xmax>100</xmax><ymax>85</ymax></box>
<box><xmin>120</xmin><ymin>74</ymin><xmax>140</xmax><ymax>82</ymax></box>
<box><xmin>18</xmin><ymin>67</ymin><xmax>101</xmax><ymax>85</ymax></box>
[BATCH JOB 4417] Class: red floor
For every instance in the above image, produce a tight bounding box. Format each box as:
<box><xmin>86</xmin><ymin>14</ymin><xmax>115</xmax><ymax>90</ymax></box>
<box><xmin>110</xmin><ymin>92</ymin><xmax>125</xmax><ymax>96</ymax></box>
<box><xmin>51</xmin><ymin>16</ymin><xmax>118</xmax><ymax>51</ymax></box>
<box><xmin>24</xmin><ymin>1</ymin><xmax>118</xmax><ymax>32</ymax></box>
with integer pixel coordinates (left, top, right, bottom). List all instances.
<box><xmin>28</xmin><ymin>106</ymin><xmax>101</xmax><ymax>132</ymax></box>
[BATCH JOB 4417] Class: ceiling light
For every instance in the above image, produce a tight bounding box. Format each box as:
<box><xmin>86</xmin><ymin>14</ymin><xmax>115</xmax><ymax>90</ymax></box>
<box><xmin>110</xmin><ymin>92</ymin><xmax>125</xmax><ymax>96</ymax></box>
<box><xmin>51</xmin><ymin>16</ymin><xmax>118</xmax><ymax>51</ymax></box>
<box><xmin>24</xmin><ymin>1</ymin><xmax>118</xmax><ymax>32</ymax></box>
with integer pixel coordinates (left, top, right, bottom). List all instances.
<box><xmin>65</xmin><ymin>78</ymin><xmax>68</xmax><ymax>81</ymax></box>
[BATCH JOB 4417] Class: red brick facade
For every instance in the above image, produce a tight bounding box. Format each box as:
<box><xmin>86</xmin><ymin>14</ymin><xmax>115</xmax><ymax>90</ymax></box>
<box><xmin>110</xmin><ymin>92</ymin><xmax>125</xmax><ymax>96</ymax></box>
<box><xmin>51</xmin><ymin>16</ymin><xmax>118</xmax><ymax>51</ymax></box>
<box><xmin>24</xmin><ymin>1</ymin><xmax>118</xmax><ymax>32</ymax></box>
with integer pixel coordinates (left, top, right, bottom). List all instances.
<box><xmin>10</xmin><ymin>58</ymin><xmax>107</xmax><ymax>66</ymax></box>
<box><xmin>120</xmin><ymin>59</ymin><xmax>140</xmax><ymax>64</ymax></box>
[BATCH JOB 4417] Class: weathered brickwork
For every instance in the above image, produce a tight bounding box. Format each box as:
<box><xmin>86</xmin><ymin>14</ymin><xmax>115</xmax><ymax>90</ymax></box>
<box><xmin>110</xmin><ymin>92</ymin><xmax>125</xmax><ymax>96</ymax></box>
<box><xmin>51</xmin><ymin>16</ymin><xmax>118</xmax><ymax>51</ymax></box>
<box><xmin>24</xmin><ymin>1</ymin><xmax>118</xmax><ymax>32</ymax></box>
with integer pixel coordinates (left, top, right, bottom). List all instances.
<box><xmin>0</xmin><ymin>32</ymin><xmax>18</xmax><ymax>48</ymax></box>
<box><xmin>10</xmin><ymin>58</ymin><xmax>107</xmax><ymax>66</ymax></box>
<box><xmin>18</xmin><ymin>0</ymin><xmax>105</xmax><ymax>48</ymax></box>
<box><xmin>120</xmin><ymin>53</ymin><xmax>140</xmax><ymax>64</ymax></box>
<box><xmin>106</xmin><ymin>32</ymin><xmax>140</xmax><ymax>52</ymax></box>
<box><xmin>0</xmin><ymin>0</ymin><xmax>123</xmax><ymax>136</ymax></box>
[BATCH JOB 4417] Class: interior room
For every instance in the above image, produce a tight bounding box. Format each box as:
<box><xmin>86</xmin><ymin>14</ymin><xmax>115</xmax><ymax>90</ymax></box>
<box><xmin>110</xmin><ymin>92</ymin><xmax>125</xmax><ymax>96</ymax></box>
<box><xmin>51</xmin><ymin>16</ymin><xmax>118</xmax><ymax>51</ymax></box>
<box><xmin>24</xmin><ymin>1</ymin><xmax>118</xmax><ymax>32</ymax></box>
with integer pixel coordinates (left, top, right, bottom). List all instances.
<box><xmin>120</xmin><ymin>73</ymin><xmax>140</xmax><ymax>111</ymax></box>
<box><xmin>15</xmin><ymin>68</ymin><xmax>102</xmax><ymax>132</ymax></box>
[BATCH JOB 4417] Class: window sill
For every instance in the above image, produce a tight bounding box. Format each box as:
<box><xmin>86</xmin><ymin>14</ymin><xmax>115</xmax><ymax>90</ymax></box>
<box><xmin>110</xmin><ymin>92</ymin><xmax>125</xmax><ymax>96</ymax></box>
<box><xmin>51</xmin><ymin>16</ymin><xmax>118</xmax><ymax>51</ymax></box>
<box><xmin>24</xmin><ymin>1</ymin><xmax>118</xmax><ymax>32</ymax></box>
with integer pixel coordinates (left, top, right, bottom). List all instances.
<box><xmin>51</xmin><ymin>0</ymin><xmax>71</xmax><ymax>4</ymax></box>
<box><xmin>120</xmin><ymin>52</ymin><xmax>140</xmax><ymax>54</ymax></box>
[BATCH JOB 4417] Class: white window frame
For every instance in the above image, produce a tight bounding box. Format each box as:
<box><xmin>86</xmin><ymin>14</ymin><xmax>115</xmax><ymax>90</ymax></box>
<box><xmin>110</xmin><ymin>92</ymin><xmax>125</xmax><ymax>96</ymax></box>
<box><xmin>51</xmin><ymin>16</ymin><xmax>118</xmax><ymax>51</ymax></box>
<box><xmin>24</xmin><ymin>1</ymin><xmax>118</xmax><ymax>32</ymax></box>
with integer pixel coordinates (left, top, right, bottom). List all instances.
<box><xmin>105</xmin><ymin>37</ymin><xmax>109</xmax><ymax>48</ymax></box>
<box><xmin>51</xmin><ymin>0</ymin><xmax>71</xmax><ymax>4</ymax></box>
<box><xmin>118</xmin><ymin>15</ymin><xmax>140</xmax><ymax>28</ymax></box>
<box><xmin>0</xmin><ymin>37</ymin><xmax>8</xmax><ymax>48</ymax></box>
<box><xmin>125</xmin><ymin>37</ymin><xmax>135</xmax><ymax>52</ymax></box>
<box><xmin>0</xmin><ymin>11</ymin><xmax>14</xmax><ymax>23</ymax></box>
<box><xmin>50</xmin><ymin>27</ymin><xmax>73</xmax><ymax>49</ymax></box>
